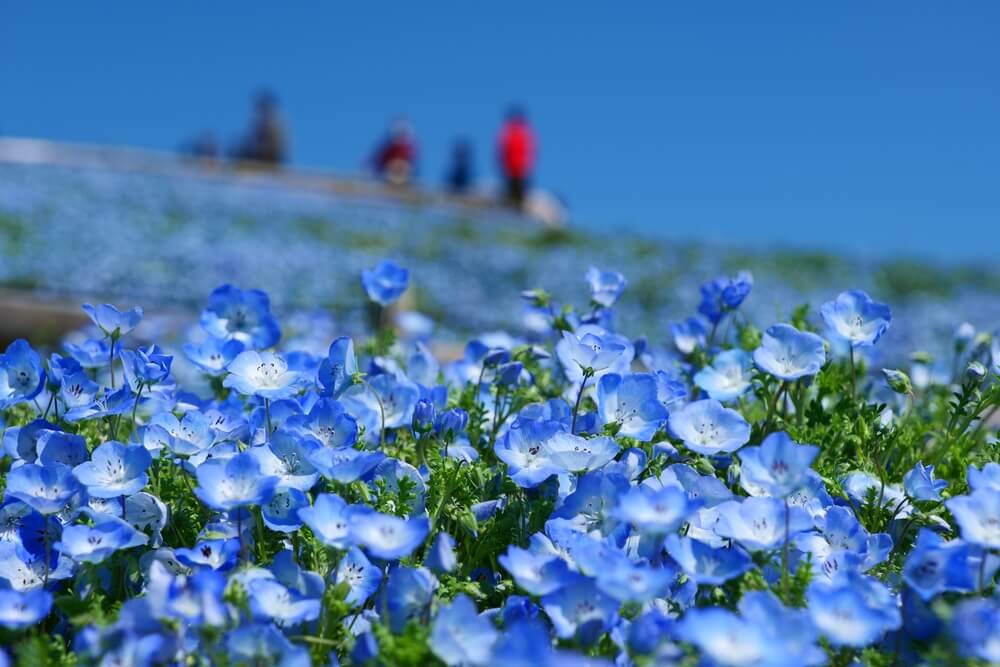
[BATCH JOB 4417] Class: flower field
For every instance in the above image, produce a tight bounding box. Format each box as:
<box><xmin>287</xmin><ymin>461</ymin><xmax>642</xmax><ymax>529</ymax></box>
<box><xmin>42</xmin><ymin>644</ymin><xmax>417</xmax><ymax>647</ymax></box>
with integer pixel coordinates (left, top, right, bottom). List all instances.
<box><xmin>0</xmin><ymin>244</ymin><xmax>998</xmax><ymax>666</ymax></box>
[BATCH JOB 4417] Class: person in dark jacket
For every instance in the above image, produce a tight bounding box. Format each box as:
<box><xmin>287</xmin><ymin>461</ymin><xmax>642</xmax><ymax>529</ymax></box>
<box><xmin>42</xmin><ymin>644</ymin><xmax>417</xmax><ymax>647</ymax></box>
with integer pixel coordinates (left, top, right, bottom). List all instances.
<box><xmin>496</xmin><ymin>106</ymin><xmax>536</xmax><ymax>209</ymax></box>
<box><xmin>239</xmin><ymin>91</ymin><xmax>287</xmax><ymax>165</ymax></box>
<box><xmin>445</xmin><ymin>139</ymin><xmax>474</xmax><ymax>194</ymax></box>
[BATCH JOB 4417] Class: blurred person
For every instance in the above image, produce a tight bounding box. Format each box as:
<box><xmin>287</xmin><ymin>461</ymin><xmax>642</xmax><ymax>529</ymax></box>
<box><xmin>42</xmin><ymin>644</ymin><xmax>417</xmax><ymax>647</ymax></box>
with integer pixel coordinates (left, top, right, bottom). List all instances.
<box><xmin>445</xmin><ymin>139</ymin><xmax>474</xmax><ymax>194</ymax></box>
<box><xmin>496</xmin><ymin>106</ymin><xmax>536</xmax><ymax>209</ymax></box>
<box><xmin>238</xmin><ymin>90</ymin><xmax>287</xmax><ymax>165</ymax></box>
<box><xmin>372</xmin><ymin>118</ymin><xmax>418</xmax><ymax>186</ymax></box>
<box><xmin>185</xmin><ymin>131</ymin><xmax>219</xmax><ymax>160</ymax></box>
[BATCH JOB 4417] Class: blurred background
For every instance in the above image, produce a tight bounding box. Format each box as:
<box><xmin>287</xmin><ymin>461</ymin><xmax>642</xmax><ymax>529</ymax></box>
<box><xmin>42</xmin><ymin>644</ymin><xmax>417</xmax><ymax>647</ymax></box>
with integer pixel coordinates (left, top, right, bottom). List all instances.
<box><xmin>1</xmin><ymin>2</ymin><xmax>998</xmax><ymax>357</ymax></box>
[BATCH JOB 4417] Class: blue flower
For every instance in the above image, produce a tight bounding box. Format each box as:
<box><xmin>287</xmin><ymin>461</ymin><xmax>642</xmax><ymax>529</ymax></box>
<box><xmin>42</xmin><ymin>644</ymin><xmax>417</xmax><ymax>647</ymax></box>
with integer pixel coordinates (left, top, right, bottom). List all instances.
<box><xmin>262</xmin><ymin>488</ymin><xmax>309</xmax><ymax>533</ymax></box>
<box><xmin>698</xmin><ymin>271</ymin><xmax>754</xmax><ymax>324</ymax></box>
<box><xmin>596</xmin><ymin>373</ymin><xmax>667</xmax><ymax>441</ymax></box>
<box><xmin>247</xmin><ymin>578</ymin><xmax>320</xmax><ymax>627</ymax></box>
<box><xmin>58</xmin><ymin>369</ymin><xmax>99</xmax><ymax>410</ymax></box>
<box><xmin>541</xmin><ymin>574</ymin><xmax>618</xmax><ymax>645</ymax></box>
<box><xmin>946</xmin><ymin>489</ymin><xmax>1000</xmax><ymax>549</ymax></box>
<box><xmin>0</xmin><ymin>588</ymin><xmax>52</xmax><ymax>629</ymax></box>
<box><xmin>175</xmin><ymin>539</ymin><xmax>242</xmax><ymax>571</ymax></box>
<box><xmin>753</xmin><ymin>323</ymin><xmax>826</xmax><ymax>381</ymax></box>
<box><xmin>806</xmin><ymin>572</ymin><xmax>901</xmax><ymax>647</ymax></box>
<box><xmin>425</xmin><ymin>532</ymin><xmax>457</xmax><ymax>574</ymax></box>
<box><xmin>430</xmin><ymin>594</ymin><xmax>498</xmax><ymax>666</ymax></box>
<box><xmin>499</xmin><ymin>546</ymin><xmax>572</xmax><ymax>596</ymax></box>
<box><xmin>349</xmin><ymin>509</ymin><xmax>428</xmax><ymax>560</ymax></box>
<box><xmin>0</xmin><ymin>340</ymin><xmax>46</xmax><ymax>406</ymax></box>
<box><xmin>119</xmin><ymin>345</ymin><xmax>173</xmax><ymax>391</ymax></box>
<box><xmin>72</xmin><ymin>441</ymin><xmax>151</xmax><ymax>498</ymax></box>
<box><xmin>361</xmin><ymin>260</ymin><xmax>409</xmax><ymax>306</ymax></box>
<box><xmin>671</xmin><ymin>317</ymin><xmax>708</xmax><ymax>355</ymax></box>
<box><xmin>384</xmin><ymin>565</ymin><xmax>438</xmax><ymax>633</ymax></box>
<box><xmin>64</xmin><ymin>337</ymin><xmax>118</xmax><ymax>369</ymax></box>
<box><xmin>585</xmin><ymin>266</ymin><xmax>627</xmax><ymax>308</ymax></box>
<box><xmin>669</xmin><ymin>399</ymin><xmax>751</xmax><ymax>456</ymax></box>
<box><xmin>675</xmin><ymin>607</ymin><xmax>770</xmax><ymax>666</ymax></box>
<box><xmin>435</xmin><ymin>407</ymin><xmax>469</xmax><ymax>440</ymax></box>
<box><xmin>226</xmin><ymin>623</ymin><xmax>309</xmax><ymax>665</ymax></box>
<box><xmin>693</xmin><ymin>349</ymin><xmax>753</xmax><ymax>402</ymax></box>
<box><xmin>183</xmin><ymin>336</ymin><xmax>245</xmax><ymax>376</ymax></box>
<box><xmin>335</xmin><ymin>546</ymin><xmax>383</xmax><ymax>607</ymax></box>
<box><xmin>6</xmin><ymin>463</ymin><xmax>87</xmax><ymax>515</ymax></box>
<box><xmin>593</xmin><ymin>552</ymin><xmax>674</xmax><ymax>603</ymax></box>
<box><xmin>968</xmin><ymin>462</ymin><xmax>1000</xmax><ymax>492</ymax></box>
<box><xmin>713</xmin><ymin>497</ymin><xmax>812</xmax><ymax>551</ymax></box>
<box><xmin>664</xmin><ymin>534</ymin><xmax>753</xmax><ymax>585</ymax></box>
<box><xmin>821</xmin><ymin>290</ymin><xmax>891</xmax><ymax>347</ymax></box>
<box><xmin>297</xmin><ymin>493</ymin><xmax>355</xmax><ymax>549</ymax></box>
<box><xmin>308</xmin><ymin>446</ymin><xmax>385</xmax><ymax>484</ymax></box>
<box><xmin>248</xmin><ymin>432</ymin><xmax>321</xmax><ymax>492</ymax></box>
<box><xmin>36</xmin><ymin>430</ymin><xmax>89</xmax><ymax>468</ymax></box>
<box><xmin>557</xmin><ymin>329</ymin><xmax>628</xmax><ymax>379</ymax></box>
<box><xmin>193</xmin><ymin>452</ymin><xmax>279</xmax><ymax>511</ymax></box>
<box><xmin>950</xmin><ymin>597</ymin><xmax>1000</xmax><ymax>663</ymax></box>
<box><xmin>738</xmin><ymin>431</ymin><xmax>819</xmax><ymax>497</ymax></box>
<box><xmin>223</xmin><ymin>350</ymin><xmax>304</xmax><ymax>400</ymax></box>
<box><xmin>738</xmin><ymin>591</ymin><xmax>826</xmax><ymax>666</ymax></box>
<box><xmin>200</xmin><ymin>285</ymin><xmax>281</xmax><ymax>349</ymax></box>
<box><xmin>544</xmin><ymin>432</ymin><xmax>619</xmax><ymax>475</ymax></box>
<box><xmin>902</xmin><ymin>529</ymin><xmax>979</xmax><ymax>600</ymax></box>
<box><xmin>317</xmin><ymin>337</ymin><xmax>359</xmax><ymax>398</ymax></box>
<box><xmin>55</xmin><ymin>516</ymin><xmax>148</xmax><ymax>563</ymax></box>
<box><xmin>903</xmin><ymin>462</ymin><xmax>947</xmax><ymax>501</ymax></box>
<box><xmin>81</xmin><ymin>303</ymin><xmax>143</xmax><ymax>338</ymax></box>
<box><xmin>613</xmin><ymin>484</ymin><xmax>693</xmax><ymax>536</ymax></box>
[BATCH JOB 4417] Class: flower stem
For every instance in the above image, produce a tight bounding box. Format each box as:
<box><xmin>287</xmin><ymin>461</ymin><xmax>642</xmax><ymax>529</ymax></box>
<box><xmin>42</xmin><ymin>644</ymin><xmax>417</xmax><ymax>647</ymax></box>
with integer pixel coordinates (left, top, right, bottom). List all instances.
<box><xmin>571</xmin><ymin>369</ymin><xmax>594</xmax><ymax>435</ymax></box>
<box><xmin>848</xmin><ymin>346</ymin><xmax>857</xmax><ymax>400</ymax></box>
<box><xmin>264</xmin><ymin>398</ymin><xmax>273</xmax><ymax>440</ymax></box>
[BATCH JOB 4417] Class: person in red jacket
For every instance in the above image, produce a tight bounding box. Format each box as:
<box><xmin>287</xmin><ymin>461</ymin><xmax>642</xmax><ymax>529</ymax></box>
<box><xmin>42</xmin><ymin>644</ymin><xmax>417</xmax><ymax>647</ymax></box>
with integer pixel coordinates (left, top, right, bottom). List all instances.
<box><xmin>497</xmin><ymin>106</ymin><xmax>536</xmax><ymax>209</ymax></box>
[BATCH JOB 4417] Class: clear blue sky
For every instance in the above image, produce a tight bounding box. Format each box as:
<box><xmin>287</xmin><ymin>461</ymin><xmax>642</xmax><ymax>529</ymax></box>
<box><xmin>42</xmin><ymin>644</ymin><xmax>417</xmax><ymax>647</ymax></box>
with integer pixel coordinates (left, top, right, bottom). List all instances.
<box><xmin>3</xmin><ymin>3</ymin><xmax>998</xmax><ymax>261</ymax></box>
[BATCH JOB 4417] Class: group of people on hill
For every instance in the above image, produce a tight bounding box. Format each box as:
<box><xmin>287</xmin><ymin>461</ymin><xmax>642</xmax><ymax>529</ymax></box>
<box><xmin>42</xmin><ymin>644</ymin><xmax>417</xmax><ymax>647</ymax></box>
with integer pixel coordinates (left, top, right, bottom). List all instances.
<box><xmin>186</xmin><ymin>92</ymin><xmax>538</xmax><ymax>211</ymax></box>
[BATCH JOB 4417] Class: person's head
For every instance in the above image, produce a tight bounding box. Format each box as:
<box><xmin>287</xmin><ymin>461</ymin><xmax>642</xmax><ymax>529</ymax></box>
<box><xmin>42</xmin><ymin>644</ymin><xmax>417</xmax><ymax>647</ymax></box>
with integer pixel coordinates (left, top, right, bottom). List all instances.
<box><xmin>255</xmin><ymin>90</ymin><xmax>278</xmax><ymax>114</ymax></box>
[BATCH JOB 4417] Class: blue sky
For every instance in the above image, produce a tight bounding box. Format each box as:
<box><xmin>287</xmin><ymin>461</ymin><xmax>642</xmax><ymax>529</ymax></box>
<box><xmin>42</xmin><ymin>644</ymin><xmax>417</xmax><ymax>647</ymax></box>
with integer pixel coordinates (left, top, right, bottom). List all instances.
<box><xmin>3</xmin><ymin>3</ymin><xmax>998</xmax><ymax>261</ymax></box>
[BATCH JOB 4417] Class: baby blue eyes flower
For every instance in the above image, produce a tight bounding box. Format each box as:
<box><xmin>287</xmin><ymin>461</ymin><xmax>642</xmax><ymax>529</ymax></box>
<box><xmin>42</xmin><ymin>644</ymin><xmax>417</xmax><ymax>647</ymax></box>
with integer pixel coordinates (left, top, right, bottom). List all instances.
<box><xmin>698</xmin><ymin>271</ymin><xmax>754</xmax><ymax>325</ymax></box>
<box><xmin>668</xmin><ymin>399</ymin><xmax>751</xmax><ymax>456</ymax></box>
<box><xmin>81</xmin><ymin>303</ymin><xmax>143</xmax><ymax>338</ymax></box>
<box><xmin>806</xmin><ymin>572</ymin><xmax>901</xmax><ymax>647</ymax></box>
<box><xmin>902</xmin><ymin>529</ymin><xmax>979</xmax><ymax>601</ymax></box>
<box><xmin>737</xmin><ymin>431</ymin><xmax>819</xmax><ymax>498</ymax></box>
<box><xmin>557</xmin><ymin>330</ymin><xmax>627</xmax><ymax>378</ymax></box>
<box><xmin>200</xmin><ymin>284</ymin><xmax>281</xmax><ymax>349</ymax></box>
<box><xmin>585</xmin><ymin>266</ymin><xmax>627</xmax><ymax>308</ymax></box>
<box><xmin>664</xmin><ymin>534</ymin><xmax>753</xmax><ymax>585</ymax></box>
<box><xmin>968</xmin><ymin>462</ymin><xmax>1000</xmax><ymax>492</ymax></box>
<box><xmin>498</xmin><ymin>546</ymin><xmax>572</xmax><ymax>596</ymax></box>
<box><xmin>675</xmin><ymin>607</ymin><xmax>770</xmax><ymax>666</ymax></box>
<box><xmin>0</xmin><ymin>340</ymin><xmax>46</xmax><ymax>406</ymax></box>
<box><xmin>72</xmin><ymin>440</ymin><xmax>151</xmax><ymax>498</ymax></box>
<box><xmin>946</xmin><ymin>488</ymin><xmax>1000</xmax><ymax>549</ymax></box>
<box><xmin>821</xmin><ymin>290</ymin><xmax>891</xmax><ymax>348</ymax></box>
<box><xmin>297</xmin><ymin>493</ymin><xmax>354</xmax><ymax>549</ymax></box>
<box><xmin>384</xmin><ymin>565</ymin><xmax>439</xmax><ymax>633</ymax></box>
<box><xmin>425</xmin><ymin>532</ymin><xmax>457</xmax><ymax>574</ymax></box>
<box><xmin>120</xmin><ymin>345</ymin><xmax>173</xmax><ymax>391</ymax></box>
<box><xmin>317</xmin><ymin>336</ymin><xmax>359</xmax><ymax>398</ymax></box>
<box><xmin>335</xmin><ymin>547</ymin><xmax>383</xmax><ymax>607</ymax></box>
<box><xmin>613</xmin><ymin>485</ymin><xmax>693</xmax><ymax>535</ymax></box>
<box><xmin>596</xmin><ymin>373</ymin><xmax>667</xmax><ymax>441</ymax></box>
<box><xmin>713</xmin><ymin>497</ymin><xmax>812</xmax><ymax>551</ymax></box>
<box><xmin>361</xmin><ymin>260</ymin><xmax>409</xmax><ymax>306</ymax></box>
<box><xmin>494</xmin><ymin>420</ymin><xmax>563</xmax><ymax>488</ymax></box>
<box><xmin>753</xmin><ymin>323</ymin><xmax>826</xmax><ymax>381</ymax></box>
<box><xmin>540</xmin><ymin>574</ymin><xmax>618</xmax><ymax>645</ymax></box>
<box><xmin>693</xmin><ymin>349</ymin><xmax>752</xmax><ymax>402</ymax></box>
<box><xmin>223</xmin><ymin>350</ymin><xmax>304</xmax><ymax>400</ymax></box>
<box><xmin>0</xmin><ymin>589</ymin><xmax>53</xmax><ymax>629</ymax></box>
<box><xmin>55</xmin><ymin>516</ymin><xmax>148</xmax><ymax>563</ymax></box>
<box><xmin>349</xmin><ymin>509</ymin><xmax>429</xmax><ymax>560</ymax></box>
<box><xmin>950</xmin><ymin>597</ymin><xmax>1000</xmax><ymax>663</ymax></box>
<box><xmin>903</xmin><ymin>462</ymin><xmax>947</xmax><ymax>501</ymax></box>
<box><xmin>249</xmin><ymin>431</ymin><xmax>320</xmax><ymax>492</ymax></box>
<box><xmin>671</xmin><ymin>317</ymin><xmax>707</xmax><ymax>355</ymax></box>
<box><xmin>193</xmin><ymin>451</ymin><xmax>279</xmax><ymax>511</ymax></box>
<box><xmin>430</xmin><ymin>594</ymin><xmax>498</xmax><ymax>666</ymax></box>
<box><xmin>183</xmin><ymin>336</ymin><xmax>245</xmax><ymax>376</ymax></box>
<box><xmin>6</xmin><ymin>463</ymin><xmax>87</xmax><ymax>515</ymax></box>
<box><xmin>543</xmin><ymin>432</ymin><xmax>619</xmax><ymax>474</ymax></box>
<box><xmin>262</xmin><ymin>488</ymin><xmax>309</xmax><ymax>533</ymax></box>
<box><xmin>247</xmin><ymin>578</ymin><xmax>320</xmax><ymax>627</ymax></box>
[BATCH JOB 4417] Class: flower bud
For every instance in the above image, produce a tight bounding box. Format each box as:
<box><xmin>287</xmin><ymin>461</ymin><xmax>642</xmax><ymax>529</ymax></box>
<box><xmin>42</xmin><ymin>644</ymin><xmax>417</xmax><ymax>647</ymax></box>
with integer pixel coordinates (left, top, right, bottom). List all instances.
<box><xmin>882</xmin><ymin>368</ymin><xmax>912</xmax><ymax>395</ymax></box>
<box><xmin>412</xmin><ymin>398</ymin><xmax>435</xmax><ymax>433</ymax></box>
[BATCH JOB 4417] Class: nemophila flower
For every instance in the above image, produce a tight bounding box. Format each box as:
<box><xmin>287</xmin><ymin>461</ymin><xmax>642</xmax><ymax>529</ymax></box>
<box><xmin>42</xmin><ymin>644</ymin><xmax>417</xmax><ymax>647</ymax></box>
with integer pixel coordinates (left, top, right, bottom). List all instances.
<box><xmin>544</xmin><ymin>432</ymin><xmax>619</xmax><ymax>474</ymax></box>
<box><xmin>309</xmin><ymin>446</ymin><xmax>385</xmax><ymax>485</ymax></box>
<box><xmin>738</xmin><ymin>591</ymin><xmax>826</xmax><ymax>667</ymax></box>
<box><xmin>668</xmin><ymin>399</ymin><xmax>750</xmax><ymax>456</ymax></box>
<box><xmin>806</xmin><ymin>572</ymin><xmax>901</xmax><ymax>647</ymax></box>
<box><xmin>224</xmin><ymin>350</ymin><xmax>303</xmax><ymax>400</ymax></box>
<box><xmin>594</xmin><ymin>553</ymin><xmax>674</xmax><ymax>603</ymax></box>
<box><xmin>435</xmin><ymin>407</ymin><xmax>469</xmax><ymax>440</ymax></box>
<box><xmin>698</xmin><ymin>271</ymin><xmax>754</xmax><ymax>324</ymax></box>
<box><xmin>0</xmin><ymin>339</ymin><xmax>46</xmax><ymax>406</ymax></box>
<box><xmin>362</xmin><ymin>260</ymin><xmax>409</xmax><ymax>306</ymax></box>
<box><xmin>821</xmin><ymin>290</ymin><xmax>891</xmax><ymax>348</ymax></box>
<box><xmin>969</xmin><ymin>462</ymin><xmax>1000</xmax><ymax>492</ymax></box>
<box><xmin>81</xmin><ymin>303</ymin><xmax>143</xmax><ymax>338</ymax></box>
<box><xmin>495</xmin><ymin>419</ymin><xmax>563</xmax><ymax>488</ymax></box>
<box><xmin>903</xmin><ymin>462</ymin><xmax>947</xmax><ymax>501</ymax></box>
<box><xmin>63</xmin><ymin>386</ymin><xmax>134</xmax><ymax>423</ymax></box>
<box><xmin>557</xmin><ymin>328</ymin><xmax>628</xmax><ymax>380</ymax></box>
<box><xmin>693</xmin><ymin>349</ymin><xmax>752</xmax><ymax>402</ymax></box>
<box><xmin>499</xmin><ymin>545</ymin><xmax>572</xmax><ymax>596</ymax></box>
<box><xmin>753</xmin><ymin>323</ymin><xmax>826</xmax><ymax>381</ymax></box>
<box><xmin>193</xmin><ymin>451</ymin><xmax>279</xmax><ymax>511</ymax></box>
<box><xmin>425</xmin><ymin>532</ymin><xmax>457</xmax><ymax>574</ymax></box>
<box><xmin>0</xmin><ymin>588</ymin><xmax>52</xmax><ymax>629</ymax></box>
<box><xmin>63</xmin><ymin>337</ymin><xmax>118</xmax><ymax>369</ymax></box>
<box><xmin>317</xmin><ymin>337</ymin><xmax>358</xmax><ymax>398</ymax></box>
<box><xmin>795</xmin><ymin>506</ymin><xmax>891</xmax><ymax>578</ymax></box>
<box><xmin>120</xmin><ymin>345</ymin><xmax>173</xmax><ymax>391</ymax></box>
<box><xmin>946</xmin><ymin>489</ymin><xmax>1000</xmax><ymax>549</ymax></box>
<box><xmin>675</xmin><ymin>607</ymin><xmax>770</xmax><ymax>667</ymax></box>
<box><xmin>73</xmin><ymin>441</ymin><xmax>151</xmax><ymax>498</ymax></box>
<box><xmin>226</xmin><ymin>623</ymin><xmax>309</xmax><ymax>665</ymax></box>
<box><xmin>842</xmin><ymin>471</ymin><xmax>911</xmax><ymax>517</ymax></box>
<box><xmin>370</xmin><ymin>459</ymin><xmax>426</xmax><ymax>516</ymax></box>
<box><xmin>596</xmin><ymin>373</ymin><xmax>667</xmax><ymax>441</ymax></box>
<box><xmin>712</xmin><ymin>497</ymin><xmax>812</xmax><ymax>551</ymax></box>
<box><xmin>285</xmin><ymin>398</ymin><xmax>358</xmax><ymax>449</ymax></box>
<box><xmin>950</xmin><ymin>597</ymin><xmax>1000</xmax><ymax>663</ymax></box>
<box><xmin>262</xmin><ymin>488</ymin><xmax>309</xmax><ymax>532</ymax></box>
<box><xmin>6</xmin><ymin>463</ymin><xmax>87</xmax><ymax>515</ymax></box>
<box><xmin>335</xmin><ymin>547</ymin><xmax>383</xmax><ymax>607</ymax></box>
<box><xmin>671</xmin><ymin>317</ymin><xmax>707</xmax><ymax>355</ymax></box>
<box><xmin>146</xmin><ymin>410</ymin><xmax>215</xmax><ymax>457</ymax></box>
<box><xmin>349</xmin><ymin>509</ymin><xmax>428</xmax><ymax>560</ymax></box>
<box><xmin>902</xmin><ymin>529</ymin><xmax>979</xmax><ymax>600</ymax></box>
<box><xmin>585</xmin><ymin>266</ymin><xmax>627</xmax><ymax>308</ymax></box>
<box><xmin>296</xmin><ymin>493</ymin><xmax>354</xmax><ymax>549</ymax></box>
<box><xmin>384</xmin><ymin>565</ymin><xmax>438</xmax><ymax>633</ymax></box>
<box><xmin>59</xmin><ymin>369</ymin><xmax>99</xmax><ymax>410</ymax></box>
<box><xmin>541</xmin><ymin>574</ymin><xmax>619</xmax><ymax>645</ymax></box>
<box><xmin>0</xmin><ymin>541</ymin><xmax>69</xmax><ymax>590</ymax></box>
<box><xmin>247</xmin><ymin>578</ymin><xmax>320</xmax><ymax>627</ymax></box>
<box><xmin>249</xmin><ymin>432</ymin><xmax>321</xmax><ymax>492</ymax></box>
<box><xmin>738</xmin><ymin>431</ymin><xmax>819</xmax><ymax>497</ymax></box>
<box><xmin>201</xmin><ymin>285</ymin><xmax>281</xmax><ymax>349</ymax></box>
<box><xmin>55</xmin><ymin>516</ymin><xmax>148</xmax><ymax>563</ymax></box>
<box><xmin>430</xmin><ymin>594</ymin><xmax>498</xmax><ymax>666</ymax></box>
<box><xmin>613</xmin><ymin>484</ymin><xmax>693</xmax><ymax>537</ymax></box>
<box><xmin>183</xmin><ymin>336</ymin><xmax>244</xmax><ymax>376</ymax></box>
<box><xmin>552</xmin><ymin>470</ymin><xmax>631</xmax><ymax>535</ymax></box>
<box><xmin>36</xmin><ymin>430</ymin><xmax>89</xmax><ymax>468</ymax></box>
<box><xmin>176</xmin><ymin>539</ymin><xmax>241</xmax><ymax>571</ymax></box>
<box><xmin>664</xmin><ymin>534</ymin><xmax>753</xmax><ymax>585</ymax></box>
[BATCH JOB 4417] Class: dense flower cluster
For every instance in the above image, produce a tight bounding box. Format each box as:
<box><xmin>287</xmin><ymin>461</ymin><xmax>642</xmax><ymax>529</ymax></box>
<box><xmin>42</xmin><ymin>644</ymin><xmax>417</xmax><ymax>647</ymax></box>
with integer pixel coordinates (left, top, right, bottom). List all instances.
<box><xmin>0</xmin><ymin>261</ymin><xmax>999</xmax><ymax>666</ymax></box>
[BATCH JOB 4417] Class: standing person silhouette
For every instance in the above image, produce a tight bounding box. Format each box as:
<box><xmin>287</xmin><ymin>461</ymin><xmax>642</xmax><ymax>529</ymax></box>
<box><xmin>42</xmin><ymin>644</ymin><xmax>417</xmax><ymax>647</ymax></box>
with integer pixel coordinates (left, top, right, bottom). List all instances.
<box><xmin>496</xmin><ymin>106</ymin><xmax>536</xmax><ymax>209</ymax></box>
<box><xmin>243</xmin><ymin>90</ymin><xmax>287</xmax><ymax>165</ymax></box>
